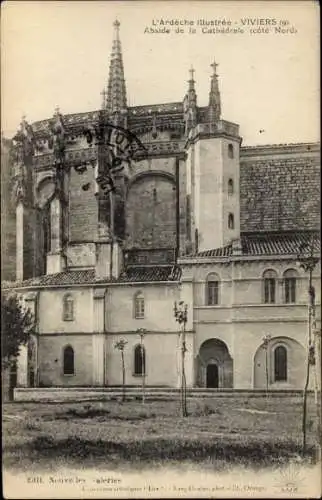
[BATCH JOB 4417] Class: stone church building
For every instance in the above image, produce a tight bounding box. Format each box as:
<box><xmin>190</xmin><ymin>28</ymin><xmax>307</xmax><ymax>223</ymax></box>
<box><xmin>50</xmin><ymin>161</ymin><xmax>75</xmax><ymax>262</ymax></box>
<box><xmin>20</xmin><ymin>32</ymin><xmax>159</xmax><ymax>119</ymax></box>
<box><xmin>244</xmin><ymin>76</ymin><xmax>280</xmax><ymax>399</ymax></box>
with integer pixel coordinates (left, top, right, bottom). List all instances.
<box><xmin>2</xmin><ymin>20</ymin><xmax>320</xmax><ymax>392</ymax></box>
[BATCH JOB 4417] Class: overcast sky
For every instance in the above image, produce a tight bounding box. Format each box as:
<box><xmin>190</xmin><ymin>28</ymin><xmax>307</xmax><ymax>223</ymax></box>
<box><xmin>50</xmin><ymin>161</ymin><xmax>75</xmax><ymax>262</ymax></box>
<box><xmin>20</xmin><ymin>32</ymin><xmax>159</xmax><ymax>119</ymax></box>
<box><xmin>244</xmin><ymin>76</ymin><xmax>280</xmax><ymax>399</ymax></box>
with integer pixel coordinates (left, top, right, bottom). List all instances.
<box><xmin>1</xmin><ymin>1</ymin><xmax>319</xmax><ymax>145</ymax></box>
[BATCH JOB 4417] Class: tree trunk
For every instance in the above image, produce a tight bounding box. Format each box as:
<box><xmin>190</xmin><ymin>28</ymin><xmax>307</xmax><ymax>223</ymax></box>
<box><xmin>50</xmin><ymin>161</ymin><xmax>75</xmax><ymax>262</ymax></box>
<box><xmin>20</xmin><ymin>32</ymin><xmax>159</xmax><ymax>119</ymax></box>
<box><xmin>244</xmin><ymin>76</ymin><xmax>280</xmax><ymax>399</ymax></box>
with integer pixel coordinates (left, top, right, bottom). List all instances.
<box><xmin>302</xmin><ymin>269</ymin><xmax>312</xmax><ymax>455</ymax></box>
<box><xmin>265</xmin><ymin>347</ymin><xmax>269</xmax><ymax>398</ymax></box>
<box><xmin>141</xmin><ymin>343</ymin><xmax>145</xmax><ymax>405</ymax></box>
<box><xmin>181</xmin><ymin>328</ymin><xmax>188</xmax><ymax>417</ymax></box>
<box><xmin>121</xmin><ymin>350</ymin><xmax>125</xmax><ymax>403</ymax></box>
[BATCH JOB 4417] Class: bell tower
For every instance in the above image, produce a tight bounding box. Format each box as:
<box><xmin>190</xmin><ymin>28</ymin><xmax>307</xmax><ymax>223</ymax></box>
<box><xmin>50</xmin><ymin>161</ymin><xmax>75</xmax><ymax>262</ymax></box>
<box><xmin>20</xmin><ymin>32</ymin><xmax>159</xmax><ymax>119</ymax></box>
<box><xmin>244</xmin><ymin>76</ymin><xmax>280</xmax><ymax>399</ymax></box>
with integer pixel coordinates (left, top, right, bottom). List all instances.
<box><xmin>186</xmin><ymin>60</ymin><xmax>242</xmax><ymax>253</ymax></box>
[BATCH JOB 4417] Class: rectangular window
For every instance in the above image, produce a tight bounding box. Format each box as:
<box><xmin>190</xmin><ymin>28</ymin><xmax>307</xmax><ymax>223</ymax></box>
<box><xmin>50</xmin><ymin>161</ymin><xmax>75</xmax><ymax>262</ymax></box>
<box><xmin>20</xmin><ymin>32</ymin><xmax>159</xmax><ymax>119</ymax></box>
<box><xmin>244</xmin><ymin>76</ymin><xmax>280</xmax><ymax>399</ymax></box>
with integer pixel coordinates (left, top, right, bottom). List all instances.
<box><xmin>135</xmin><ymin>298</ymin><xmax>145</xmax><ymax>319</ymax></box>
<box><xmin>264</xmin><ymin>278</ymin><xmax>275</xmax><ymax>304</ymax></box>
<box><xmin>285</xmin><ymin>278</ymin><xmax>296</xmax><ymax>303</ymax></box>
<box><xmin>207</xmin><ymin>282</ymin><xmax>219</xmax><ymax>305</ymax></box>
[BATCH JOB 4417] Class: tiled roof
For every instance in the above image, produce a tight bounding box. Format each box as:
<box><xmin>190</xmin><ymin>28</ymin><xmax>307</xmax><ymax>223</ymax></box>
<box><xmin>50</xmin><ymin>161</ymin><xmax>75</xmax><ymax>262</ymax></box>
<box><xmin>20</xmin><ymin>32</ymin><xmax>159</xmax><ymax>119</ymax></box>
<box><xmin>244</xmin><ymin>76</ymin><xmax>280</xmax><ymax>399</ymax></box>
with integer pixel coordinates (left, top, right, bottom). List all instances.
<box><xmin>192</xmin><ymin>244</ymin><xmax>233</xmax><ymax>258</ymax></box>
<box><xmin>1</xmin><ymin>266</ymin><xmax>182</xmax><ymax>290</ymax></box>
<box><xmin>1</xmin><ymin>270</ymin><xmax>96</xmax><ymax>289</ymax></box>
<box><xmin>119</xmin><ymin>266</ymin><xmax>182</xmax><ymax>282</ymax></box>
<box><xmin>2</xmin><ymin>234</ymin><xmax>320</xmax><ymax>289</ymax></box>
<box><xmin>241</xmin><ymin>231</ymin><xmax>320</xmax><ymax>256</ymax></box>
<box><xmin>190</xmin><ymin>231</ymin><xmax>321</xmax><ymax>258</ymax></box>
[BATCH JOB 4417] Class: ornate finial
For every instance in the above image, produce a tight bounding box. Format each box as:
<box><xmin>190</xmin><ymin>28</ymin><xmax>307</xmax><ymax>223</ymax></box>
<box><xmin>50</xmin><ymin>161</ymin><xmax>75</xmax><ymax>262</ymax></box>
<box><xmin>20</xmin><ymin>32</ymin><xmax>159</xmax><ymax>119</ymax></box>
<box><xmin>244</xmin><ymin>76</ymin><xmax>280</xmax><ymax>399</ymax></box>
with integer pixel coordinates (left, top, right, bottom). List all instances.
<box><xmin>113</xmin><ymin>19</ymin><xmax>120</xmax><ymax>40</ymax></box>
<box><xmin>211</xmin><ymin>59</ymin><xmax>219</xmax><ymax>76</ymax></box>
<box><xmin>54</xmin><ymin>105</ymin><xmax>60</xmax><ymax>115</ymax></box>
<box><xmin>21</xmin><ymin>114</ymin><xmax>26</xmax><ymax>123</ymax></box>
<box><xmin>208</xmin><ymin>58</ymin><xmax>221</xmax><ymax>122</ymax></box>
<box><xmin>184</xmin><ymin>65</ymin><xmax>197</xmax><ymax>135</ymax></box>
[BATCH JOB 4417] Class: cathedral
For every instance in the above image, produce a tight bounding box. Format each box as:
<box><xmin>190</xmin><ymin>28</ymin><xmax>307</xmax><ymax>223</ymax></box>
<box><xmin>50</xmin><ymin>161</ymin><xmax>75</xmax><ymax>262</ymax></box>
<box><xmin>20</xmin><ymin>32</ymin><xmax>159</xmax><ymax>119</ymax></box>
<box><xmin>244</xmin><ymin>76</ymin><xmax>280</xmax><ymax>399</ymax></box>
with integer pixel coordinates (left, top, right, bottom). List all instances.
<box><xmin>2</xmin><ymin>20</ymin><xmax>321</xmax><ymax>393</ymax></box>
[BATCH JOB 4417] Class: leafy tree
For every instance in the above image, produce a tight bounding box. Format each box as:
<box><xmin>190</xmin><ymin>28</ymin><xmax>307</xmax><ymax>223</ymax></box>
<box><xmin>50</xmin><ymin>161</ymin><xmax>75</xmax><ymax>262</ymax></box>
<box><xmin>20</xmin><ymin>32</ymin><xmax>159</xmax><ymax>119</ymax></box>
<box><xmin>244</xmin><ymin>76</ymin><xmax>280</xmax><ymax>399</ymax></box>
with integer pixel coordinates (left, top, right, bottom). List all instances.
<box><xmin>1</xmin><ymin>293</ymin><xmax>35</xmax><ymax>369</ymax></box>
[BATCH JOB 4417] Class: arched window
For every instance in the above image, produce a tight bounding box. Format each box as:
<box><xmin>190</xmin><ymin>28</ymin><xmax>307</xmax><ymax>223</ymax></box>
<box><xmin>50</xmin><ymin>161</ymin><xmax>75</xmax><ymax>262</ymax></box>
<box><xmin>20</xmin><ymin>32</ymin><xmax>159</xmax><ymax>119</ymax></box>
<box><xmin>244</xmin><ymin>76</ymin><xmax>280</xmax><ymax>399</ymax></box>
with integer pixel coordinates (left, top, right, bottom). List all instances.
<box><xmin>263</xmin><ymin>269</ymin><xmax>277</xmax><ymax>304</ymax></box>
<box><xmin>206</xmin><ymin>273</ymin><xmax>220</xmax><ymax>305</ymax></box>
<box><xmin>283</xmin><ymin>269</ymin><xmax>298</xmax><ymax>304</ymax></box>
<box><xmin>42</xmin><ymin>202</ymin><xmax>51</xmax><ymax>258</ymax></box>
<box><xmin>195</xmin><ymin>228</ymin><xmax>199</xmax><ymax>253</ymax></box>
<box><xmin>186</xmin><ymin>195</ymin><xmax>191</xmax><ymax>238</ymax></box>
<box><xmin>134</xmin><ymin>291</ymin><xmax>145</xmax><ymax>319</ymax></box>
<box><xmin>274</xmin><ymin>345</ymin><xmax>287</xmax><ymax>381</ymax></box>
<box><xmin>134</xmin><ymin>344</ymin><xmax>146</xmax><ymax>375</ymax></box>
<box><xmin>63</xmin><ymin>345</ymin><xmax>74</xmax><ymax>375</ymax></box>
<box><xmin>228</xmin><ymin>178</ymin><xmax>234</xmax><ymax>195</ymax></box>
<box><xmin>63</xmin><ymin>294</ymin><xmax>74</xmax><ymax>321</ymax></box>
<box><xmin>228</xmin><ymin>213</ymin><xmax>234</xmax><ymax>229</ymax></box>
<box><xmin>228</xmin><ymin>143</ymin><xmax>234</xmax><ymax>159</ymax></box>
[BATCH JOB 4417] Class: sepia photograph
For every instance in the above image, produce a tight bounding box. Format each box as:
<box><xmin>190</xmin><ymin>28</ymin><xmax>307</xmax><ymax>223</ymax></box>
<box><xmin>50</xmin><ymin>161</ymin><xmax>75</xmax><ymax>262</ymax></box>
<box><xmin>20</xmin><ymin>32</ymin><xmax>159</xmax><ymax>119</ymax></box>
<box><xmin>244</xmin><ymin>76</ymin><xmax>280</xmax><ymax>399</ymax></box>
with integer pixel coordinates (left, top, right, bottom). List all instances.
<box><xmin>1</xmin><ymin>0</ymin><xmax>321</xmax><ymax>498</ymax></box>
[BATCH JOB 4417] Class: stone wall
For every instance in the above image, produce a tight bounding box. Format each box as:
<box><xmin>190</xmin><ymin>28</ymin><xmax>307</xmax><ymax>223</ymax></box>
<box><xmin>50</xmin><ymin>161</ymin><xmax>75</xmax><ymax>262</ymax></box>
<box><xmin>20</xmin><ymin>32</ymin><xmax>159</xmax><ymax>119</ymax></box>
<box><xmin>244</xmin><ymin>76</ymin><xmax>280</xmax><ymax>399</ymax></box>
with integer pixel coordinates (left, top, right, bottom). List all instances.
<box><xmin>38</xmin><ymin>288</ymin><xmax>94</xmax><ymax>334</ymax></box>
<box><xmin>189</xmin><ymin>259</ymin><xmax>321</xmax><ymax>307</ymax></box>
<box><xmin>240</xmin><ymin>147</ymin><xmax>320</xmax><ymax>232</ymax></box>
<box><xmin>38</xmin><ymin>335</ymin><xmax>93</xmax><ymax>386</ymax></box>
<box><xmin>1</xmin><ymin>139</ymin><xmax>16</xmax><ymax>281</ymax></box>
<box><xmin>125</xmin><ymin>172</ymin><xmax>177</xmax><ymax>248</ymax></box>
<box><xmin>68</xmin><ymin>167</ymin><xmax>98</xmax><ymax>242</ymax></box>
<box><xmin>105</xmin><ymin>282</ymin><xmax>188</xmax><ymax>333</ymax></box>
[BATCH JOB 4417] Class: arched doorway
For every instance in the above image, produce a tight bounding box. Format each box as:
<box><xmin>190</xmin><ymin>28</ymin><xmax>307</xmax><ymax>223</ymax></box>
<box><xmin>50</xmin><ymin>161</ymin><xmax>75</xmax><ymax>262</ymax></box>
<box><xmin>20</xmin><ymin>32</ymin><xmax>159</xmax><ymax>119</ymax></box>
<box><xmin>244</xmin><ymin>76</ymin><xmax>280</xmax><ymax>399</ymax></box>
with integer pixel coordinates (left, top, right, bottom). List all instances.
<box><xmin>206</xmin><ymin>363</ymin><xmax>219</xmax><ymax>388</ymax></box>
<box><xmin>197</xmin><ymin>339</ymin><xmax>233</xmax><ymax>388</ymax></box>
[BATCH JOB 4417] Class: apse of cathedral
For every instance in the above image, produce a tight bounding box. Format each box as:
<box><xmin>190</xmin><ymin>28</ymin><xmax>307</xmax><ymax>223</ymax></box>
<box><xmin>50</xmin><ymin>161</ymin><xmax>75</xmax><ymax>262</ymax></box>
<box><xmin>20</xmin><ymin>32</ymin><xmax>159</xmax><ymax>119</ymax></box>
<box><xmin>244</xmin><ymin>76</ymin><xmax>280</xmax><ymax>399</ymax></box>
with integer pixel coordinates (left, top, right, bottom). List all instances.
<box><xmin>2</xmin><ymin>20</ymin><xmax>321</xmax><ymax>392</ymax></box>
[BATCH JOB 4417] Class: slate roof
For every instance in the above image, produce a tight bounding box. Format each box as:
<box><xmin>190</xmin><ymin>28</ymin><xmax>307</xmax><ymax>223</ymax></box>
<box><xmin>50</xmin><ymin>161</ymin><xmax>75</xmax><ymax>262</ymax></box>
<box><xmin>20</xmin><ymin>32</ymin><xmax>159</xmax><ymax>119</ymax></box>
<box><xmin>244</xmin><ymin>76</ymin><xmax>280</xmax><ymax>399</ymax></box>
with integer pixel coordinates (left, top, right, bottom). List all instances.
<box><xmin>1</xmin><ymin>266</ymin><xmax>182</xmax><ymax>289</ymax></box>
<box><xmin>189</xmin><ymin>231</ymin><xmax>321</xmax><ymax>258</ymax></box>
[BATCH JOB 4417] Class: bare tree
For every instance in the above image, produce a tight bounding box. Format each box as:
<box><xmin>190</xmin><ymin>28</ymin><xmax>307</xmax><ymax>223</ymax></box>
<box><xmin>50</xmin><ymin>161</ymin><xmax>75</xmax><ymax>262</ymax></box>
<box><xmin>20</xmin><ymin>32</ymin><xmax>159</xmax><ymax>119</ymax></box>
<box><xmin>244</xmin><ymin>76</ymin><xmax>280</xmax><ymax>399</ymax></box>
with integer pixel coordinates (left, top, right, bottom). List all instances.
<box><xmin>114</xmin><ymin>338</ymin><xmax>128</xmax><ymax>402</ymax></box>
<box><xmin>174</xmin><ymin>301</ymin><xmax>188</xmax><ymax>417</ymax></box>
<box><xmin>136</xmin><ymin>328</ymin><xmax>147</xmax><ymax>404</ymax></box>
<box><xmin>297</xmin><ymin>236</ymin><xmax>320</xmax><ymax>455</ymax></box>
<box><xmin>262</xmin><ymin>334</ymin><xmax>272</xmax><ymax>398</ymax></box>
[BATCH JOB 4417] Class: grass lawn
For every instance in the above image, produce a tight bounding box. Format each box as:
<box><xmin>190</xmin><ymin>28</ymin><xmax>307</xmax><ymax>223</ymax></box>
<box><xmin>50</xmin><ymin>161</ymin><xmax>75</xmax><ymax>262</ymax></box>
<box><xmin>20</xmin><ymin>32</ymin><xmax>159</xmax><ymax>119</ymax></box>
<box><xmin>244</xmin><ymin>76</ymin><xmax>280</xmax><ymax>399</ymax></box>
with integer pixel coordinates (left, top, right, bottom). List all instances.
<box><xmin>2</xmin><ymin>395</ymin><xmax>320</xmax><ymax>473</ymax></box>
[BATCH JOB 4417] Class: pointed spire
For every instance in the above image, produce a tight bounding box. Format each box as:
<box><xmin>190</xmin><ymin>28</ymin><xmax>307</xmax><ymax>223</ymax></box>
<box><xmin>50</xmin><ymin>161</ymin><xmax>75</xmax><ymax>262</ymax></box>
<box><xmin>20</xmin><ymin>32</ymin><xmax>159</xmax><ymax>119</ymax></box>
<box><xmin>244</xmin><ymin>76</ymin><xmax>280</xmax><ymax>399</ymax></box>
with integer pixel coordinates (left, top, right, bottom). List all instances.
<box><xmin>183</xmin><ymin>66</ymin><xmax>197</xmax><ymax>136</ymax></box>
<box><xmin>208</xmin><ymin>59</ymin><xmax>221</xmax><ymax>122</ymax></box>
<box><xmin>184</xmin><ymin>65</ymin><xmax>197</xmax><ymax>105</ymax></box>
<box><xmin>104</xmin><ymin>19</ymin><xmax>127</xmax><ymax>114</ymax></box>
<box><xmin>188</xmin><ymin>65</ymin><xmax>195</xmax><ymax>92</ymax></box>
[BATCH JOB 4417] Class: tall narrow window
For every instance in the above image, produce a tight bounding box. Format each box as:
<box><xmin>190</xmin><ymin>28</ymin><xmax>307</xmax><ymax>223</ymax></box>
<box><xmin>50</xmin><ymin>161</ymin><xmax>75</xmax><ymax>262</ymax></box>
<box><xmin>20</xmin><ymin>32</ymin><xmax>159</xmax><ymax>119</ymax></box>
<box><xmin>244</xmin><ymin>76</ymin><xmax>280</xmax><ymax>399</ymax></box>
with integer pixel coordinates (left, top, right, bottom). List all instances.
<box><xmin>63</xmin><ymin>294</ymin><xmax>74</xmax><ymax>321</ymax></box>
<box><xmin>263</xmin><ymin>270</ymin><xmax>277</xmax><ymax>304</ymax></box>
<box><xmin>228</xmin><ymin>143</ymin><xmax>234</xmax><ymax>158</ymax></box>
<box><xmin>134</xmin><ymin>345</ymin><xmax>146</xmax><ymax>375</ymax></box>
<box><xmin>228</xmin><ymin>178</ymin><xmax>234</xmax><ymax>195</ymax></box>
<box><xmin>63</xmin><ymin>345</ymin><xmax>74</xmax><ymax>375</ymax></box>
<box><xmin>206</xmin><ymin>273</ymin><xmax>220</xmax><ymax>305</ymax></box>
<box><xmin>134</xmin><ymin>291</ymin><xmax>145</xmax><ymax>319</ymax></box>
<box><xmin>228</xmin><ymin>213</ymin><xmax>234</xmax><ymax>229</ymax></box>
<box><xmin>274</xmin><ymin>345</ymin><xmax>287</xmax><ymax>381</ymax></box>
<box><xmin>43</xmin><ymin>202</ymin><xmax>51</xmax><ymax>255</ymax></box>
<box><xmin>283</xmin><ymin>269</ymin><xmax>298</xmax><ymax>303</ymax></box>
<box><xmin>186</xmin><ymin>195</ymin><xmax>191</xmax><ymax>239</ymax></box>
<box><xmin>195</xmin><ymin>228</ymin><xmax>199</xmax><ymax>253</ymax></box>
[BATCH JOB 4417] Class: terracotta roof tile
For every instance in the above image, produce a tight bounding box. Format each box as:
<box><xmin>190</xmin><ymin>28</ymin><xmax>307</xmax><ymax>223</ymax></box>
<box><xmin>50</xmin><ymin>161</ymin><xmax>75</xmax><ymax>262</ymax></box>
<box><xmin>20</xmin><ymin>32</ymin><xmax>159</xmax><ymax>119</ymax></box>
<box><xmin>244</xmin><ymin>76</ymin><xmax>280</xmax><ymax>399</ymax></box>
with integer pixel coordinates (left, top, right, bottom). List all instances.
<box><xmin>119</xmin><ymin>266</ymin><xmax>181</xmax><ymax>282</ymax></box>
<box><xmin>2</xmin><ymin>266</ymin><xmax>182</xmax><ymax>289</ymax></box>
<box><xmin>192</xmin><ymin>231</ymin><xmax>320</xmax><ymax>258</ymax></box>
